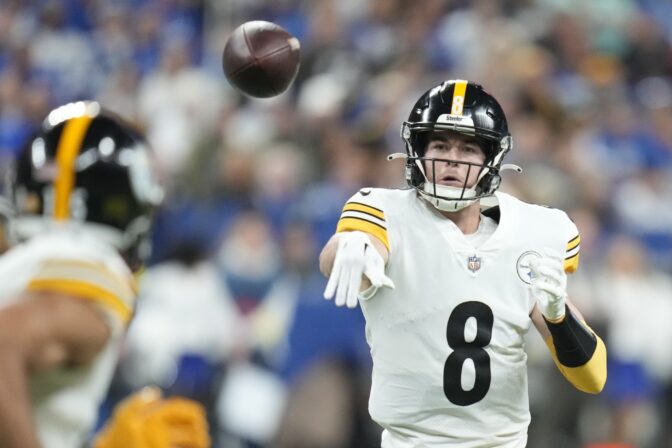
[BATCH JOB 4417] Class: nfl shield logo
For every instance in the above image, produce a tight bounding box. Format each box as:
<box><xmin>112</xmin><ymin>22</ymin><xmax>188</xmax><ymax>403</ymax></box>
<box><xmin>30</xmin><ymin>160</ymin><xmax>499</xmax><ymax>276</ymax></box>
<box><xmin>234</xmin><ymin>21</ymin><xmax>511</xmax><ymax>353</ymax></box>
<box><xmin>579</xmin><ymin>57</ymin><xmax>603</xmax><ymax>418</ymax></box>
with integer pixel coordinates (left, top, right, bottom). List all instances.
<box><xmin>468</xmin><ymin>255</ymin><xmax>482</xmax><ymax>272</ymax></box>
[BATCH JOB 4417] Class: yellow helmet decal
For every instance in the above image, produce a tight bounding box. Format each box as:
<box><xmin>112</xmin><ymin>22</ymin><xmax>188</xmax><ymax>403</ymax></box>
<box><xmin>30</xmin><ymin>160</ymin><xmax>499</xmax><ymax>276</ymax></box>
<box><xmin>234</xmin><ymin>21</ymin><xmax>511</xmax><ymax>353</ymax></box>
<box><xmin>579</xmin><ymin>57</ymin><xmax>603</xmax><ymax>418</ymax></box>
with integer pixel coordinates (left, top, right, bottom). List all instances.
<box><xmin>54</xmin><ymin>115</ymin><xmax>93</xmax><ymax>220</ymax></box>
<box><xmin>450</xmin><ymin>80</ymin><xmax>468</xmax><ymax>116</ymax></box>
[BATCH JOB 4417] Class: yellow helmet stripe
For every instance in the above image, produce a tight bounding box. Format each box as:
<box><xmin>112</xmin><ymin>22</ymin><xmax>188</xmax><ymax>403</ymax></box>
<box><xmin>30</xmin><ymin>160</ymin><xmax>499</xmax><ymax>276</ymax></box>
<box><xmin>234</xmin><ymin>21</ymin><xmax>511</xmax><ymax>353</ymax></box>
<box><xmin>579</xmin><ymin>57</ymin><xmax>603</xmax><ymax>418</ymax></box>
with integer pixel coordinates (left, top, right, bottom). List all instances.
<box><xmin>451</xmin><ymin>80</ymin><xmax>468</xmax><ymax>116</ymax></box>
<box><xmin>54</xmin><ymin>116</ymin><xmax>93</xmax><ymax>220</ymax></box>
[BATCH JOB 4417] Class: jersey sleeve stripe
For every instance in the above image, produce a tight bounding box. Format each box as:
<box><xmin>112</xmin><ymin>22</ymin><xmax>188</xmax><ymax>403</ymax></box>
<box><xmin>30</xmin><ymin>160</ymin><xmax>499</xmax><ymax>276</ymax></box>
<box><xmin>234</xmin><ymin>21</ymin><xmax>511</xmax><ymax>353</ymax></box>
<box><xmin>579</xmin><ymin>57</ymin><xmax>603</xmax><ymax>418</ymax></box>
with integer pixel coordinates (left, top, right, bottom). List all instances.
<box><xmin>566</xmin><ymin>235</ymin><xmax>580</xmax><ymax>252</ymax></box>
<box><xmin>336</xmin><ymin>217</ymin><xmax>390</xmax><ymax>251</ymax></box>
<box><xmin>343</xmin><ymin>202</ymin><xmax>385</xmax><ymax>220</ymax></box>
<box><xmin>338</xmin><ymin>215</ymin><xmax>386</xmax><ymax>231</ymax></box>
<box><xmin>565</xmin><ymin>252</ymin><xmax>579</xmax><ymax>262</ymax></box>
<box><xmin>26</xmin><ymin>279</ymin><xmax>132</xmax><ymax>324</ymax></box>
<box><xmin>564</xmin><ymin>234</ymin><xmax>581</xmax><ymax>273</ymax></box>
<box><xmin>565</xmin><ymin>245</ymin><xmax>580</xmax><ymax>259</ymax></box>
<box><xmin>31</xmin><ymin>259</ymin><xmax>135</xmax><ymax>308</ymax></box>
<box><xmin>340</xmin><ymin>210</ymin><xmax>387</xmax><ymax>229</ymax></box>
<box><xmin>564</xmin><ymin>252</ymin><xmax>580</xmax><ymax>273</ymax></box>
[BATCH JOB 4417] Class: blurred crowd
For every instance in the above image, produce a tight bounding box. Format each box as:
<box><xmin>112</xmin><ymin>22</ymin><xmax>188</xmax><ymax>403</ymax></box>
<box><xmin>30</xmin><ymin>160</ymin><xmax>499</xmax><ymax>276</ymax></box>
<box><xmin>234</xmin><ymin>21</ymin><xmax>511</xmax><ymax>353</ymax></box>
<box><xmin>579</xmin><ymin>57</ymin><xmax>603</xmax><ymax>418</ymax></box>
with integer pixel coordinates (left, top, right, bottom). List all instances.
<box><xmin>2</xmin><ymin>0</ymin><xmax>672</xmax><ymax>447</ymax></box>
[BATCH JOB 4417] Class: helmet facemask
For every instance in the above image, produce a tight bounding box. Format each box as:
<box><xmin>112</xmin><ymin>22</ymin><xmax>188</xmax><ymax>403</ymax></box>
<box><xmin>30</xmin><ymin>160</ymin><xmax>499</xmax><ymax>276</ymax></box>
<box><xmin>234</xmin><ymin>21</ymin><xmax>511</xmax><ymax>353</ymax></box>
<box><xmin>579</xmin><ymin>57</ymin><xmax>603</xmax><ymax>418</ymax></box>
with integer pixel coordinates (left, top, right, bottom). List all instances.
<box><xmin>402</xmin><ymin>123</ymin><xmax>513</xmax><ymax>212</ymax></box>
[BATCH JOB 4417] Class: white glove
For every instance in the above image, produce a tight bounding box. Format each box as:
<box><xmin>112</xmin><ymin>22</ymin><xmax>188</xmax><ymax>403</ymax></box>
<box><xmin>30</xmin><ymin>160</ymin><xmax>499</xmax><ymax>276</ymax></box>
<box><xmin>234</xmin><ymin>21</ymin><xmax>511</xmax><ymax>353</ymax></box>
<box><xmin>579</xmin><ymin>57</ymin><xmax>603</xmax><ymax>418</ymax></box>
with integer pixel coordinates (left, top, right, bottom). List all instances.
<box><xmin>323</xmin><ymin>231</ymin><xmax>394</xmax><ymax>308</ymax></box>
<box><xmin>529</xmin><ymin>251</ymin><xmax>567</xmax><ymax>322</ymax></box>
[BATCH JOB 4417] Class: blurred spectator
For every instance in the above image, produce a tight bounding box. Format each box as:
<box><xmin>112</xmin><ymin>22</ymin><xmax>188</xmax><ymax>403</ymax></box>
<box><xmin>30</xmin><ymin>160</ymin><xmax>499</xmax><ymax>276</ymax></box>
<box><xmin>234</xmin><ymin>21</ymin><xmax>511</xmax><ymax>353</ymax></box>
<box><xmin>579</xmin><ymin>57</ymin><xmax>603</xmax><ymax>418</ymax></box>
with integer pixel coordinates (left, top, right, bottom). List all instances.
<box><xmin>137</xmin><ymin>37</ymin><xmax>226</xmax><ymax>180</ymax></box>
<box><xmin>28</xmin><ymin>0</ymin><xmax>102</xmax><ymax>103</ymax></box>
<box><xmin>588</xmin><ymin>237</ymin><xmax>672</xmax><ymax>447</ymax></box>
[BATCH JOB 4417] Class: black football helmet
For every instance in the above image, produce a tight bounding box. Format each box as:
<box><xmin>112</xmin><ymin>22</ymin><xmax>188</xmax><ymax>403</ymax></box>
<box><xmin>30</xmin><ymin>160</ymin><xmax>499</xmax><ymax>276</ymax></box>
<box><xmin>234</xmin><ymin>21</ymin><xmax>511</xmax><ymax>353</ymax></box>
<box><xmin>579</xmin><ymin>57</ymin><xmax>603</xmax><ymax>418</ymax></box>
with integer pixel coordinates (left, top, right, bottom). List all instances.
<box><xmin>399</xmin><ymin>80</ymin><xmax>516</xmax><ymax>211</ymax></box>
<box><xmin>10</xmin><ymin>101</ymin><xmax>164</xmax><ymax>270</ymax></box>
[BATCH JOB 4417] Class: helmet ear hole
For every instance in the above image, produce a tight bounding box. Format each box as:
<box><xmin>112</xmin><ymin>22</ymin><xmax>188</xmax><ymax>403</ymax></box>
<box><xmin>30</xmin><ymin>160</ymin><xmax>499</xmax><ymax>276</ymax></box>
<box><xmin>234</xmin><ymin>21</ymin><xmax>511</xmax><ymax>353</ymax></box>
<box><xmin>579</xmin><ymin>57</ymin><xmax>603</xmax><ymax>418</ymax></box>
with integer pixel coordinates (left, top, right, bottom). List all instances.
<box><xmin>487</xmin><ymin>174</ymin><xmax>501</xmax><ymax>193</ymax></box>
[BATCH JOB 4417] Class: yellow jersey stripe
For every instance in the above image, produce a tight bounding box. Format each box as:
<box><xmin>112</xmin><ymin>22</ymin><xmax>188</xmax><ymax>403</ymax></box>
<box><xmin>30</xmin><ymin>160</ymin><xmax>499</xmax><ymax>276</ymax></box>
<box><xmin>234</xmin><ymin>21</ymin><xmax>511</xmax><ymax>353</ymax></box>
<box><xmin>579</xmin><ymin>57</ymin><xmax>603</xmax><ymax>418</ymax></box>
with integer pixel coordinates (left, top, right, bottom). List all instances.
<box><xmin>564</xmin><ymin>252</ymin><xmax>579</xmax><ymax>273</ymax></box>
<box><xmin>451</xmin><ymin>80</ymin><xmax>468</xmax><ymax>116</ymax></box>
<box><xmin>566</xmin><ymin>235</ymin><xmax>581</xmax><ymax>252</ymax></box>
<box><xmin>545</xmin><ymin>333</ymin><xmax>607</xmax><ymax>394</ymax></box>
<box><xmin>37</xmin><ymin>258</ymin><xmax>133</xmax><ymax>292</ymax></box>
<box><xmin>343</xmin><ymin>202</ymin><xmax>385</xmax><ymax>220</ymax></box>
<box><xmin>33</xmin><ymin>259</ymin><xmax>134</xmax><ymax>307</ymax></box>
<box><xmin>27</xmin><ymin>278</ymin><xmax>132</xmax><ymax>324</ymax></box>
<box><xmin>54</xmin><ymin>115</ymin><xmax>93</xmax><ymax>220</ymax></box>
<box><xmin>337</xmin><ymin>217</ymin><xmax>390</xmax><ymax>251</ymax></box>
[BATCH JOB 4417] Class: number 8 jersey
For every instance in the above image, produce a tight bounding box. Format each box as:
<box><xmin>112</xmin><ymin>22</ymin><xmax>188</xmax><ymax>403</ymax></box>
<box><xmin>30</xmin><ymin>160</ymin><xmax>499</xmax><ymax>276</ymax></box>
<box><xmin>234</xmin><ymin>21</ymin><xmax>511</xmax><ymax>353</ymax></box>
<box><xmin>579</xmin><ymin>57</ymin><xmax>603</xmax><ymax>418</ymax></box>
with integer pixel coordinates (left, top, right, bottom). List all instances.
<box><xmin>336</xmin><ymin>188</ymin><xmax>580</xmax><ymax>448</ymax></box>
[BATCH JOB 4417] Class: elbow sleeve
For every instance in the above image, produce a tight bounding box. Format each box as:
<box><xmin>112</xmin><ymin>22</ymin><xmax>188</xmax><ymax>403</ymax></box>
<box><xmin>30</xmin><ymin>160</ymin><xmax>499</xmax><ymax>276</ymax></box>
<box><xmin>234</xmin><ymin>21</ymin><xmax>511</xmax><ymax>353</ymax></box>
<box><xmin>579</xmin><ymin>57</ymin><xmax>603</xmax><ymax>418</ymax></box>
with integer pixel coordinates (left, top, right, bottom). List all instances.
<box><xmin>544</xmin><ymin>307</ymin><xmax>607</xmax><ymax>394</ymax></box>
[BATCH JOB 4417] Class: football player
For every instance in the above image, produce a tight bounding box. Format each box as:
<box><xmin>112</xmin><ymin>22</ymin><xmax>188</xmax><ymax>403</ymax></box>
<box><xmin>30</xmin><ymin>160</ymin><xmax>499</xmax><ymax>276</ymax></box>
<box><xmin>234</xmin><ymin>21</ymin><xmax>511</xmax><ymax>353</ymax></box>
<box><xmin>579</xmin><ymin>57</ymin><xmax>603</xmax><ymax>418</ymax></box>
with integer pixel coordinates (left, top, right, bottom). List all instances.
<box><xmin>0</xmin><ymin>101</ymin><xmax>206</xmax><ymax>448</ymax></box>
<box><xmin>320</xmin><ymin>80</ymin><xmax>607</xmax><ymax>447</ymax></box>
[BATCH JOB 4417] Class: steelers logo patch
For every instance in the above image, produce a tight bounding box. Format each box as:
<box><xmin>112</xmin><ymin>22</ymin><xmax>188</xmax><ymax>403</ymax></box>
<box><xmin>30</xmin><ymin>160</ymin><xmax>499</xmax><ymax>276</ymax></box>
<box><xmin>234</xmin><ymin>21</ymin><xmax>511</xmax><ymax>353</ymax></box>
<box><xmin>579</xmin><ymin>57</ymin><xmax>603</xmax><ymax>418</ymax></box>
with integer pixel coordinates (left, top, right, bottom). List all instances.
<box><xmin>516</xmin><ymin>250</ymin><xmax>541</xmax><ymax>284</ymax></box>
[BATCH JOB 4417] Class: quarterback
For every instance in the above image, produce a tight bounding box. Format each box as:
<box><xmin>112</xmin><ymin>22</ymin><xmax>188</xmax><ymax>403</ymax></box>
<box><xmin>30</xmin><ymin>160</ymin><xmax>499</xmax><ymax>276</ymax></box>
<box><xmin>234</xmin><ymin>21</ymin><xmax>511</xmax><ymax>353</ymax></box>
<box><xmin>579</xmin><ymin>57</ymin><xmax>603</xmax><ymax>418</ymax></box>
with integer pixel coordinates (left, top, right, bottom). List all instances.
<box><xmin>320</xmin><ymin>80</ymin><xmax>607</xmax><ymax>447</ymax></box>
<box><xmin>0</xmin><ymin>102</ymin><xmax>207</xmax><ymax>448</ymax></box>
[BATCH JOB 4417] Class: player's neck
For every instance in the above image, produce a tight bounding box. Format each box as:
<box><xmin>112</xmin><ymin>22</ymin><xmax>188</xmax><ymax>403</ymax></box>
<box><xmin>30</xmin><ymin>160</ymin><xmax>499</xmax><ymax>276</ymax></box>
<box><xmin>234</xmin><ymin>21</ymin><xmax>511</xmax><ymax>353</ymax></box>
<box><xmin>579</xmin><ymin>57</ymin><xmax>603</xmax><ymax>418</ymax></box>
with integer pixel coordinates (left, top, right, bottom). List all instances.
<box><xmin>440</xmin><ymin>201</ymin><xmax>481</xmax><ymax>234</ymax></box>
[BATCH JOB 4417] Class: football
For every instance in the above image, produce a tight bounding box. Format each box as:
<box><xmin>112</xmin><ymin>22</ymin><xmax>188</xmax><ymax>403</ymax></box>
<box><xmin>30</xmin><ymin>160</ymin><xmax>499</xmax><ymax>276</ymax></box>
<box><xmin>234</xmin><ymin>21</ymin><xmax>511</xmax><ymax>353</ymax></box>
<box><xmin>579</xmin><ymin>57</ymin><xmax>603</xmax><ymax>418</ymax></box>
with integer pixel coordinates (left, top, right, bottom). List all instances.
<box><xmin>222</xmin><ymin>21</ymin><xmax>301</xmax><ymax>98</ymax></box>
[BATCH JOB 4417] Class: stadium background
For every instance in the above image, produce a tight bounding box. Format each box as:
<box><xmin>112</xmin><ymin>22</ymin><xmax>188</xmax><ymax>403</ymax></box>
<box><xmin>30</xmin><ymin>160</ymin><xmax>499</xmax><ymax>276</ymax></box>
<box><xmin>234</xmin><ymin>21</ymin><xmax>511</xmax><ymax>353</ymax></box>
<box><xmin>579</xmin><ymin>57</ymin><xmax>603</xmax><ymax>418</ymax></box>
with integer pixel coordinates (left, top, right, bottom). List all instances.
<box><xmin>1</xmin><ymin>0</ymin><xmax>672</xmax><ymax>447</ymax></box>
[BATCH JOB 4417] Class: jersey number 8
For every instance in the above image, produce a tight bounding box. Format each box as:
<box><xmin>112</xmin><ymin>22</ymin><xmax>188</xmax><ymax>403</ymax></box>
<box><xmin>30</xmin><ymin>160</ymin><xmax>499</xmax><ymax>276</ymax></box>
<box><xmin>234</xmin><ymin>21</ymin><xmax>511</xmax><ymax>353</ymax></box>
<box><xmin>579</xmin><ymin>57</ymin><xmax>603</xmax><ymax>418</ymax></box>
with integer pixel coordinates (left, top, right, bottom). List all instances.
<box><xmin>443</xmin><ymin>301</ymin><xmax>493</xmax><ymax>406</ymax></box>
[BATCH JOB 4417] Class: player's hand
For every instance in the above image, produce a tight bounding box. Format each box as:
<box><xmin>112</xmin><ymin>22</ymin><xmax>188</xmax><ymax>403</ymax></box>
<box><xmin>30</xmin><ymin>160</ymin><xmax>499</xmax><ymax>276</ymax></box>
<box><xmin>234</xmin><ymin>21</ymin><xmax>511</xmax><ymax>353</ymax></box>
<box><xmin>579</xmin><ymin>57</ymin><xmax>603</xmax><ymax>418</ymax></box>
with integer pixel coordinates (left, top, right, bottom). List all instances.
<box><xmin>323</xmin><ymin>231</ymin><xmax>394</xmax><ymax>308</ymax></box>
<box><xmin>529</xmin><ymin>251</ymin><xmax>567</xmax><ymax>322</ymax></box>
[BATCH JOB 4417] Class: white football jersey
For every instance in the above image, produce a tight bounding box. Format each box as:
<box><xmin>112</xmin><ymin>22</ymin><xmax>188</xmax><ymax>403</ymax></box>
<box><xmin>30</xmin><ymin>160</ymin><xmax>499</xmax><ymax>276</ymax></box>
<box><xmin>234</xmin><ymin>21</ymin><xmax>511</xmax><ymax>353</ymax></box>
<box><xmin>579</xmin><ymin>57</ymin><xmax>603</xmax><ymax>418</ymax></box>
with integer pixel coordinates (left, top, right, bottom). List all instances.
<box><xmin>0</xmin><ymin>230</ymin><xmax>136</xmax><ymax>448</ymax></box>
<box><xmin>336</xmin><ymin>189</ymin><xmax>580</xmax><ymax>448</ymax></box>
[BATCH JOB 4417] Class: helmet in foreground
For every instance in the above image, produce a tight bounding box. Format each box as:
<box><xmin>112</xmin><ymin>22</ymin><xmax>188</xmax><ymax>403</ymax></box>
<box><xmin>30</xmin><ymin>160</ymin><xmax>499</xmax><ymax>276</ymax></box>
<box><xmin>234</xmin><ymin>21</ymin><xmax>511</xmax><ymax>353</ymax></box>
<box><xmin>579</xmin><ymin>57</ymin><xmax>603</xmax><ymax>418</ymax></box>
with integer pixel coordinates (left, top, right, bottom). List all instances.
<box><xmin>10</xmin><ymin>101</ymin><xmax>164</xmax><ymax>269</ymax></box>
<box><xmin>401</xmin><ymin>79</ymin><xmax>514</xmax><ymax>211</ymax></box>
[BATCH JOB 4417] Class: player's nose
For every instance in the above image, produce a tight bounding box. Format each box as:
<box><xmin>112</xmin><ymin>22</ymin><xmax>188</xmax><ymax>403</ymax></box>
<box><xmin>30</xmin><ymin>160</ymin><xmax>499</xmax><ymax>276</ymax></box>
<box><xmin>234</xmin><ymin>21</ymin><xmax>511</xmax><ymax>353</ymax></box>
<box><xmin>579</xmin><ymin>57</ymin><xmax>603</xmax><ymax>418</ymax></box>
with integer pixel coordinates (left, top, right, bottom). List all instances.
<box><xmin>442</xmin><ymin>146</ymin><xmax>462</xmax><ymax>164</ymax></box>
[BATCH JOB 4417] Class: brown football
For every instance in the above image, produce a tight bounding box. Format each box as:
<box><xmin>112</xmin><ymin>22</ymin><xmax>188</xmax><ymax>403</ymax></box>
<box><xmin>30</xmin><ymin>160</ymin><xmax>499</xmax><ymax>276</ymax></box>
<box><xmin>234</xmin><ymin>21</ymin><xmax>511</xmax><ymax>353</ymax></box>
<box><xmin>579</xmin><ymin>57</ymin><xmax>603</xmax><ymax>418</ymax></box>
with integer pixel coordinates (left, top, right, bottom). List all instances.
<box><xmin>223</xmin><ymin>21</ymin><xmax>301</xmax><ymax>98</ymax></box>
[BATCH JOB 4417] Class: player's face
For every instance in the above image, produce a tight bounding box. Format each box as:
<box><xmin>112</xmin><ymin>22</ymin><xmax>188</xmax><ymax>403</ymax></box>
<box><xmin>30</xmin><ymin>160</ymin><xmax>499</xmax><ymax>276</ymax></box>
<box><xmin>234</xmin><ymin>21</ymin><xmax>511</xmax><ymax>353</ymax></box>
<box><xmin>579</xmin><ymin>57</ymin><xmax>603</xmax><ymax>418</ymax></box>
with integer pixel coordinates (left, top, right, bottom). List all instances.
<box><xmin>423</xmin><ymin>131</ymin><xmax>486</xmax><ymax>188</ymax></box>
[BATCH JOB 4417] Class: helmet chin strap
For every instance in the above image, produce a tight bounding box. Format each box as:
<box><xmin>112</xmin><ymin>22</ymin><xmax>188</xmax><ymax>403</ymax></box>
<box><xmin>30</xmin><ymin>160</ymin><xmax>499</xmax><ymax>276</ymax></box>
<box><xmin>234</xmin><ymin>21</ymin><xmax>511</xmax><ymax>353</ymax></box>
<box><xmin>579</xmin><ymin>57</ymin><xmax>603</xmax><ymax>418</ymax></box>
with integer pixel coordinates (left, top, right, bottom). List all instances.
<box><xmin>420</xmin><ymin>152</ymin><xmax>483</xmax><ymax>212</ymax></box>
<box><xmin>419</xmin><ymin>184</ymin><xmax>477</xmax><ymax>212</ymax></box>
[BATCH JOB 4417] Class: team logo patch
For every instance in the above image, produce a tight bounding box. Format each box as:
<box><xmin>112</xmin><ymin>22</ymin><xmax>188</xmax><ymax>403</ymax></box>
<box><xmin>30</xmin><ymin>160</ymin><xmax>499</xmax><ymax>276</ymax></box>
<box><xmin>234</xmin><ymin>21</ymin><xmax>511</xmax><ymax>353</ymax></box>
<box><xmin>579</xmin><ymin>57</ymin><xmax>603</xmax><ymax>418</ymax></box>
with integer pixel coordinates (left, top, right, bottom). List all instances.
<box><xmin>436</xmin><ymin>114</ymin><xmax>475</xmax><ymax>127</ymax></box>
<box><xmin>467</xmin><ymin>255</ymin><xmax>482</xmax><ymax>272</ymax></box>
<box><xmin>516</xmin><ymin>250</ymin><xmax>541</xmax><ymax>284</ymax></box>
